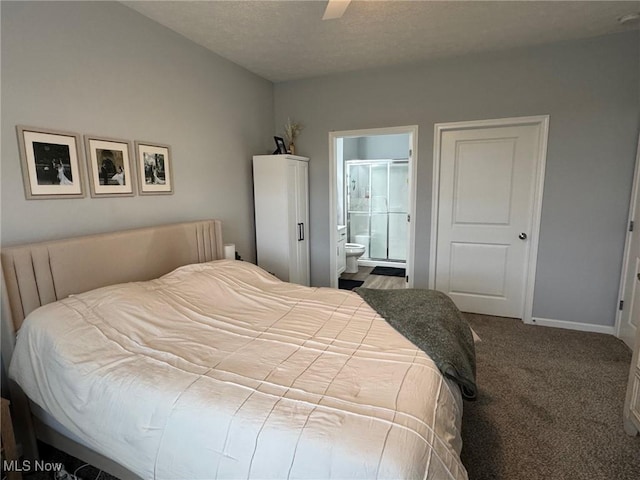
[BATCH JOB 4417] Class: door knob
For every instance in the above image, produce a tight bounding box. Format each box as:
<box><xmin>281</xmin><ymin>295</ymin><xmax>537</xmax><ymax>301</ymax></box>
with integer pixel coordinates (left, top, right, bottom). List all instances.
<box><xmin>518</xmin><ymin>233</ymin><xmax>528</xmax><ymax>240</ymax></box>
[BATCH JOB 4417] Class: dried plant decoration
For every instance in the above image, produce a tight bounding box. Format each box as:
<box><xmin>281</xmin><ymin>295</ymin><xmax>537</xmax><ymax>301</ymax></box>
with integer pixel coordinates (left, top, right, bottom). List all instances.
<box><xmin>283</xmin><ymin>118</ymin><xmax>303</xmax><ymax>154</ymax></box>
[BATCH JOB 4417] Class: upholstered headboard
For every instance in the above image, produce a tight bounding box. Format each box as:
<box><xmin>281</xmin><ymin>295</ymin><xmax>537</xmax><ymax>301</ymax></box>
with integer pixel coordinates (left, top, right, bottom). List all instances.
<box><xmin>1</xmin><ymin>219</ymin><xmax>224</xmax><ymax>331</ymax></box>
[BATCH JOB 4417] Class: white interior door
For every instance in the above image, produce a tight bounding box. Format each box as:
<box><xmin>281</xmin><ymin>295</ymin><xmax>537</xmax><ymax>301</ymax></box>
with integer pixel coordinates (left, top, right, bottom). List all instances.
<box><xmin>434</xmin><ymin>120</ymin><xmax>546</xmax><ymax>318</ymax></box>
<box><xmin>619</xmin><ymin>136</ymin><xmax>640</xmax><ymax>349</ymax></box>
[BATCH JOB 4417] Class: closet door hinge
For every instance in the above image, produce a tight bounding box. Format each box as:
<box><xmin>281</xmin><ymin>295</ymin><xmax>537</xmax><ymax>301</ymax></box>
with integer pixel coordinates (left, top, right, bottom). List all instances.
<box><xmin>630</xmin><ymin>221</ymin><xmax>634</xmax><ymax>232</ymax></box>
<box><xmin>407</xmin><ymin>214</ymin><xmax>410</xmax><ymax>222</ymax></box>
<box><xmin>619</xmin><ymin>300</ymin><xmax>624</xmax><ymax>311</ymax></box>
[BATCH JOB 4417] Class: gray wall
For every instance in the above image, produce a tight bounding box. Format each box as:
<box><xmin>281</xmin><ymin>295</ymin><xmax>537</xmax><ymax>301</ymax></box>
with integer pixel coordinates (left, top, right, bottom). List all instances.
<box><xmin>1</xmin><ymin>1</ymin><xmax>275</xmax><ymax>263</ymax></box>
<box><xmin>343</xmin><ymin>138</ymin><xmax>360</xmax><ymax>160</ymax></box>
<box><xmin>275</xmin><ymin>31</ymin><xmax>640</xmax><ymax>328</ymax></box>
<box><xmin>360</xmin><ymin>134</ymin><xmax>410</xmax><ymax>160</ymax></box>
<box><xmin>342</xmin><ymin>134</ymin><xmax>410</xmax><ymax>160</ymax></box>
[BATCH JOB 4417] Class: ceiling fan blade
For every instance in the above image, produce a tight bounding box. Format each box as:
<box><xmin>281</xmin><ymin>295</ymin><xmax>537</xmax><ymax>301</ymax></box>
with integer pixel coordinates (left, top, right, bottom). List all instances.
<box><xmin>322</xmin><ymin>0</ymin><xmax>352</xmax><ymax>20</ymax></box>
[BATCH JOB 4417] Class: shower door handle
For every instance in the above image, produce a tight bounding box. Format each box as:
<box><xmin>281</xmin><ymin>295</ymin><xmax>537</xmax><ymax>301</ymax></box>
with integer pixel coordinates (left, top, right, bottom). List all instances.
<box><xmin>297</xmin><ymin>223</ymin><xmax>305</xmax><ymax>241</ymax></box>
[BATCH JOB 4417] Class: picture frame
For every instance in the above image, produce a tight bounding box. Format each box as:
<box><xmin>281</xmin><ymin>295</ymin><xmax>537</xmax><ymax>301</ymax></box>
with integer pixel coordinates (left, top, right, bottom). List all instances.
<box><xmin>135</xmin><ymin>141</ymin><xmax>173</xmax><ymax>195</ymax></box>
<box><xmin>16</xmin><ymin>125</ymin><xmax>85</xmax><ymax>199</ymax></box>
<box><xmin>273</xmin><ymin>136</ymin><xmax>288</xmax><ymax>154</ymax></box>
<box><xmin>84</xmin><ymin>135</ymin><xmax>135</xmax><ymax>197</ymax></box>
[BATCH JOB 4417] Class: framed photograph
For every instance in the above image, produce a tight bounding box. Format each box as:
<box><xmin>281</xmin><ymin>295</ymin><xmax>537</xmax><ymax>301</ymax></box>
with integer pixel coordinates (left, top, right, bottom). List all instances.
<box><xmin>135</xmin><ymin>141</ymin><xmax>173</xmax><ymax>195</ymax></box>
<box><xmin>17</xmin><ymin>125</ymin><xmax>85</xmax><ymax>199</ymax></box>
<box><xmin>273</xmin><ymin>136</ymin><xmax>287</xmax><ymax>154</ymax></box>
<box><xmin>84</xmin><ymin>135</ymin><xmax>135</xmax><ymax>197</ymax></box>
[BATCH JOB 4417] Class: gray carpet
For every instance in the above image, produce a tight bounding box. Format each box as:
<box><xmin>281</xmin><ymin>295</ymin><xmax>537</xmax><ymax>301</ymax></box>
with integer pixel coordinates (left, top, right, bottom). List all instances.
<box><xmin>461</xmin><ymin>314</ymin><xmax>640</xmax><ymax>480</ymax></box>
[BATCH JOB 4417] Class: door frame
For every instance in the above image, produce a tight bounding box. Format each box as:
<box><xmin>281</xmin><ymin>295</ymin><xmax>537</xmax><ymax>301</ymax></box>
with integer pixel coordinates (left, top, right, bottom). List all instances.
<box><xmin>329</xmin><ymin>125</ymin><xmax>418</xmax><ymax>288</ymax></box>
<box><xmin>429</xmin><ymin>115</ymin><xmax>550</xmax><ymax>323</ymax></box>
<box><xmin>615</xmin><ymin>133</ymin><xmax>640</xmax><ymax>342</ymax></box>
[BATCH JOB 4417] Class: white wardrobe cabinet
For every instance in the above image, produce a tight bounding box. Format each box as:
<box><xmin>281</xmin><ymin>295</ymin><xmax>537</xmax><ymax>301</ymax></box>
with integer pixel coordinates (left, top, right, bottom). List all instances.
<box><xmin>253</xmin><ymin>154</ymin><xmax>310</xmax><ymax>286</ymax></box>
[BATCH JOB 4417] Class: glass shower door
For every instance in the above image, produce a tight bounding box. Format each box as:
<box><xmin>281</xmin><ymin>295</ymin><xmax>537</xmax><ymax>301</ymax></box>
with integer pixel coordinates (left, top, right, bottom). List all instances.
<box><xmin>369</xmin><ymin>163</ymin><xmax>388</xmax><ymax>259</ymax></box>
<box><xmin>388</xmin><ymin>162</ymin><xmax>408</xmax><ymax>260</ymax></box>
<box><xmin>346</xmin><ymin>160</ymin><xmax>408</xmax><ymax>262</ymax></box>
<box><xmin>347</xmin><ymin>163</ymin><xmax>371</xmax><ymax>258</ymax></box>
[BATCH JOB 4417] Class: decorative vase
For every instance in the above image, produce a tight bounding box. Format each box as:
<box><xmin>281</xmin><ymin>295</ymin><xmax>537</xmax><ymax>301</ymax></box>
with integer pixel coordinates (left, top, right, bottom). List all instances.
<box><xmin>289</xmin><ymin>143</ymin><xmax>295</xmax><ymax>155</ymax></box>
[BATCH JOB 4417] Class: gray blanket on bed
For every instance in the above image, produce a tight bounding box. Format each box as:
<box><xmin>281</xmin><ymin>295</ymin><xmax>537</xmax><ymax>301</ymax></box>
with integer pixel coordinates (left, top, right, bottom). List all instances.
<box><xmin>355</xmin><ymin>288</ymin><xmax>477</xmax><ymax>400</ymax></box>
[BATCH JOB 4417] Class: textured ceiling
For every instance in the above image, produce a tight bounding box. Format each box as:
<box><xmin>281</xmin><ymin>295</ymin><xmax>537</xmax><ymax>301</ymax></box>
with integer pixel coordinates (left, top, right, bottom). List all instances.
<box><xmin>123</xmin><ymin>1</ymin><xmax>640</xmax><ymax>82</ymax></box>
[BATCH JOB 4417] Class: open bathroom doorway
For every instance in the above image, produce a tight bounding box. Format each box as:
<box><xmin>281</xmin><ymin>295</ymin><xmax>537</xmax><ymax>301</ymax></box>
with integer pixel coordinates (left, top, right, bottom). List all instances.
<box><xmin>329</xmin><ymin>126</ymin><xmax>418</xmax><ymax>289</ymax></box>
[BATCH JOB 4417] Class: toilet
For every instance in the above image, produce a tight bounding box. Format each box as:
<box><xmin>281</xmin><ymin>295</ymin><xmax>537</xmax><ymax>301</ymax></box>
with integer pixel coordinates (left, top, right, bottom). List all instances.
<box><xmin>344</xmin><ymin>243</ymin><xmax>366</xmax><ymax>273</ymax></box>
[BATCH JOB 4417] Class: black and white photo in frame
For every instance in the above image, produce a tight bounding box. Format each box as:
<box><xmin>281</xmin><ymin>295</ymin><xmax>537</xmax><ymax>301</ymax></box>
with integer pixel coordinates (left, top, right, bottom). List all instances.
<box><xmin>85</xmin><ymin>135</ymin><xmax>135</xmax><ymax>197</ymax></box>
<box><xmin>135</xmin><ymin>141</ymin><xmax>173</xmax><ymax>195</ymax></box>
<box><xmin>17</xmin><ymin>125</ymin><xmax>85</xmax><ymax>199</ymax></box>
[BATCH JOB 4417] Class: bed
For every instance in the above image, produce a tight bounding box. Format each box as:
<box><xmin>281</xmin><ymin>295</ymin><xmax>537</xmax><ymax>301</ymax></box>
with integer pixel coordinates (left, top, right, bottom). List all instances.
<box><xmin>1</xmin><ymin>220</ymin><xmax>469</xmax><ymax>480</ymax></box>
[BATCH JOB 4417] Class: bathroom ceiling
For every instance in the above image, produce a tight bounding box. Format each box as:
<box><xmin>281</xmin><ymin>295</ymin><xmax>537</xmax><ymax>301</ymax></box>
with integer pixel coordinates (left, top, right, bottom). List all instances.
<box><xmin>123</xmin><ymin>1</ymin><xmax>640</xmax><ymax>82</ymax></box>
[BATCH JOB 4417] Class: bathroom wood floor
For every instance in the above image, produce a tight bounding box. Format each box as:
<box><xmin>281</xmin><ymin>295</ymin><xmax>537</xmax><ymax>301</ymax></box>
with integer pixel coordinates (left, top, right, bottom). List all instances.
<box><xmin>340</xmin><ymin>266</ymin><xmax>406</xmax><ymax>289</ymax></box>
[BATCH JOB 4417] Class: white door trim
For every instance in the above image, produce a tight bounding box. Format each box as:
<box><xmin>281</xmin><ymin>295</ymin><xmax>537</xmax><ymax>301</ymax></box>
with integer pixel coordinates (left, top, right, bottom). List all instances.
<box><xmin>429</xmin><ymin>115</ymin><xmax>549</xmax><ymax>323</ymax></box>
<box><xmin>329</xmin><ymin>125</ymin><xmax>418</xmax><ymax>288</ymax></box>
<box><xmin>615</xmin><ymin>133</ymin><xmax>640</xmax><ymax>339</ymax></box>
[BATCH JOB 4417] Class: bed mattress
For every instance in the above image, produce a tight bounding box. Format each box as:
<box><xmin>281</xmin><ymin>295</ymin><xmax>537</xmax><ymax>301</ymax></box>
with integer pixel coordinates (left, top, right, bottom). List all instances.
<box><xmin>9</xmin><ymin>260</ymin><xmax>467</xmax><ymax>479</ymax></box>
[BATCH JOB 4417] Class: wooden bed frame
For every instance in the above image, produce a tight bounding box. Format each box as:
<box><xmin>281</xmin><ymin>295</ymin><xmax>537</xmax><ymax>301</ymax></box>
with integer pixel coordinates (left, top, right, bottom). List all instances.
<box><xmin>1</xmin><ymin>220</ymin><xmax>225</xmax><ymax>480</ymax></box>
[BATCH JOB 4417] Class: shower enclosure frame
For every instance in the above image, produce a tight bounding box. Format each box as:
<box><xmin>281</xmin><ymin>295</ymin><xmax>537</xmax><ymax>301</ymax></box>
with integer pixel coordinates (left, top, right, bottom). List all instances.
<box><xmin>328</xmin><ymin>125</ymin><xmax>418</xmax><ymax>289</ymax></box>
<box><xmin>345</xmin><ymin>158</ymin><xmax>409</xmax><ymax>264</ymax></box>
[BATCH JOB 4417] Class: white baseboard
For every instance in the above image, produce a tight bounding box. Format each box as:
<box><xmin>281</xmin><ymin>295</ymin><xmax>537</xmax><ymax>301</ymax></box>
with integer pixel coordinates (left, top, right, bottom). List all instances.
<box><xmin>530</xmin><ymin>317</ymin><xmax>616</xmax><ymax>335</ymax></box>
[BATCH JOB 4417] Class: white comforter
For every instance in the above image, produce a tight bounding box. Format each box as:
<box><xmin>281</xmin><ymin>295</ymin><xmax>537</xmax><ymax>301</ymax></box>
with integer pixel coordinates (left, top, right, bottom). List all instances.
<box><xmin>9</xmin><ymin>260</ymin><xmax>467</xmax><ymax>480</ymax></box>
